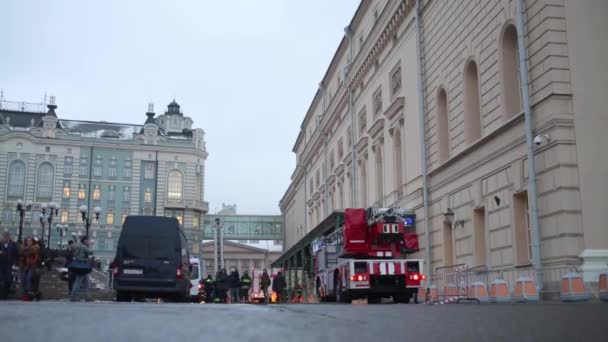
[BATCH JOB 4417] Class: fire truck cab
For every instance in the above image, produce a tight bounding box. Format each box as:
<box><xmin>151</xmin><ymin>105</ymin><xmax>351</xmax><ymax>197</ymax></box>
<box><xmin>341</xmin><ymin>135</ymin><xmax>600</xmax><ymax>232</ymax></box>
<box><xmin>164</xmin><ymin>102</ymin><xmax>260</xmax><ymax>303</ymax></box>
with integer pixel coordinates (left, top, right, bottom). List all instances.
<box><xmin>313</xmin><ymin>207</ymin><xmax>423</xmax><ymax>303</ymax></box>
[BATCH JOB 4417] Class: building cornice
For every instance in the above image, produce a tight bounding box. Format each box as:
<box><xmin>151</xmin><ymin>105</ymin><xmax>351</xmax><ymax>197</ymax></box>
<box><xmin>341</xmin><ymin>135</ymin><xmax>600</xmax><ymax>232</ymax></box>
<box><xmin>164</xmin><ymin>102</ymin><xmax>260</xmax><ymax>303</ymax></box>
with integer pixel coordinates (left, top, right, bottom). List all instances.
<box><xmin>0</xmin><ymin>130</ymin><xmax>206</xmax><ymax>157</ymax></box>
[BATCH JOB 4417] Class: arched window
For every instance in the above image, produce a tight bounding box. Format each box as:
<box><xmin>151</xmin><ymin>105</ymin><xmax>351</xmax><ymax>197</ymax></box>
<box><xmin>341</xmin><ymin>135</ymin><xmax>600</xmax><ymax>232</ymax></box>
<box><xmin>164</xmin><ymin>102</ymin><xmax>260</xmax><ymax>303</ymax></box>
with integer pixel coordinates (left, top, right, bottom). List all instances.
<box><xmin>36</xmin><ymin>162</ymin><xmax>54</xmax><ymax>198</ymax></box>
<box><xmin>167</xmin><ymin>170</ymin><xmax>183</xmax><ymax>200</ymax></box>
<box><xmin>464</xmin><ymin>60</ymin><xmax>482</xmax><ymax>144</ymax></box>
<box><xmin>502</xmin><ymin>24</ymin><xmax>522</xmax><ymax>118</ymax></box>
<box><xmin>7</xmin><ymin>160</ymin><xmax>26</xmax><ymax>197</ymax></box>
<box><xmin>437</xmin><ymin>88</ymin><xmax>449</xmax><ymax>162</ymax></box>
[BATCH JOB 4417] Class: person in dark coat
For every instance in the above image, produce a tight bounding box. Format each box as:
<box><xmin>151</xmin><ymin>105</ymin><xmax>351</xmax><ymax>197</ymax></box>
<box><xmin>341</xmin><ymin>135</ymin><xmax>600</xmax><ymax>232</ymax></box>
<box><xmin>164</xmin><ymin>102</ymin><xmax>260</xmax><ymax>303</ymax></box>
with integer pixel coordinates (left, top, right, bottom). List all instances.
<box><xmin>203</xmin><ymin>275</ymin><xmax>214</xmax><ymax>303</ymax></box>
<box><xmin>0</xmin><ymin>232</ymin><xmax>19</xmax><ymax>299</ymax></box>
<box><xmin>228</xmin><ymin>268</ymin><xmax>240</xmax><ymax>303</ymax></box>
<box><xmin>215</xmin><ymin>269</ymin><xmax>228</xmax><ymax>303</ymax></box>
<box><xmin>239</xmin><ymin>271</ymin><xmax>252</xmax><ymax>303</ymax></box>
<box><xmin>273</xmin><ymin>271</ymin><xmax>287</xmax><ymax>303</ymax></box>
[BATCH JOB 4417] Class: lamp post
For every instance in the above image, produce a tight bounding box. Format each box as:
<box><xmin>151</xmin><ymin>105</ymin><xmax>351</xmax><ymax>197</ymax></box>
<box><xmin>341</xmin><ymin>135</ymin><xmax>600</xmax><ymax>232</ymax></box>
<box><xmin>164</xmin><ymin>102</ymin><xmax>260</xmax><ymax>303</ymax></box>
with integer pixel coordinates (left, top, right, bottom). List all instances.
<box><xmin>79</xmin><ymin>205</ymin><xmax>101</xmax><ymax>237</ymax></box>
<box><xmin>56</xmin><ymin>224</ymin><xmax>68</xmax><ymax>250</ymax></box>
<box><xmin>15</xmin><ymin>199</ymin><xmax>33</xmax><ymax>244</ymax></box>
<box><xmin>39</xmin><ymin>202</ymin><xmax>60</xmax><ymax>249</ymax></box>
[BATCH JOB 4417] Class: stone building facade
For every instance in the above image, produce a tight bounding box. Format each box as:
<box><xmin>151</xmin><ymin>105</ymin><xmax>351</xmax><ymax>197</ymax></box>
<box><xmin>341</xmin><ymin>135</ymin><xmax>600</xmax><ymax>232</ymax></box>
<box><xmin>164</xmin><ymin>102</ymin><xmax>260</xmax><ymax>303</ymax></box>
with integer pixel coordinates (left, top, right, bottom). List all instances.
<box><xmin>280</xmin><ymin>0</ymin><xmax>608</xmax><ymax>282</ymax></box>
<box><xmin>0</xmin><ymin>98</ymin><xmax>209</xmax><ymax>268</ymax></box>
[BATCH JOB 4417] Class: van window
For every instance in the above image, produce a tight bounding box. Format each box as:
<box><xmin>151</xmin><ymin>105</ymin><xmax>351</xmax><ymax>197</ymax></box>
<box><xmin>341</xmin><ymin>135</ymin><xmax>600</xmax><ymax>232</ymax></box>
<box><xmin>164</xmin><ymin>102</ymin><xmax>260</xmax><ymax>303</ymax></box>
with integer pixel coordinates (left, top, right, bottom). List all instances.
<box><xmin>191</xmin><ymin>264</ymin><xmax>199</xmax><ymax>279</ymax></box>
<box><xmin>121</xmin><ymin>237</ymin><xmax>175</xmax><ymax>260</ymax></box>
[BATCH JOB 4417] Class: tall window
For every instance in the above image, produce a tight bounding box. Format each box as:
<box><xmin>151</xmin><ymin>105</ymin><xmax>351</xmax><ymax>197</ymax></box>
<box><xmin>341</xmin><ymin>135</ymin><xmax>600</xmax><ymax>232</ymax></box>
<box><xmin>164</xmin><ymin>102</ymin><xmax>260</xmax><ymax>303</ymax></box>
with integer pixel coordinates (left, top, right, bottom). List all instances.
<box><xmin>93</xmin><ymin>185</ymin><xmax>101</xmax><ymax>200</ymax></box>
<box><xmin>167</xmin><ymin>170</ymin><xmax>183</xmax><ymax>200</ymax></box>
<box><xmin>7</xmin><ymin>160</ymin><xmax>26</xmax><ymax>197</ymax></box>
<box><xmin>359</xmin><ymin>109</ymin><xmax>367</xmax><ymax>133</ymax></box>
<box><xmin>144</xmin><ymin>164</ymin><xmax>154</xmax><ymax>179</ymax></box>
<box><xmin>79</xmin><ymin>157</ymin><xmax>88</xmax><ymax>176</ymax></box>
<box><xmin>107</xmin><ymin>211</ymin><xmax>115</xmax><ymax>225</ymax></box>
<box><xmin>391</xmin><ymin>65</ymin><xmax>402</xmax><ymax>97</ymax></box>
<box><xmin>123</xmin><ymin>187</ymin><xmax>130</xmax><ymax>201</ymax></box>
<box><xmin>64</xmin><ymin>157</ymin><xmax>73</xmax><ymax>175</ymax></box>
<box><xmin>464</xmin><ymin>60</ymin><xmax>482</xmax><ymax>144</ymax></box>
<box><xmin>108</xmin><ymin>186</ymin><xmax>115</xmax><ymax>201</ymax></box>
<box><xmin>108</xmin><ymin>167</ymin><xmax>117</xmax><ymax>178</ymax></box>
<box><xmin>36</xmin><ymin>162</ymin><xmax>54</xmax><ymax>199</ymax></box>
<box><xmin>78</xmin><ymin>185</ymin><xmax>86</xmax><ymax>200</ymax></box>
<box><xmin>502</xmin><ymin>24</ymin><xmax>522</xmax><ymax>118</ymax></box>
<box><xmin>63</xmin><ymin>182</ymin><xmax>71</xmax><ymax>198</ymax></box>
<box><xmin>373</xmin><ymin>88</ymin><xmax>383</xmax><ymax>117</ymax></box>
<box><xmin>123</xmin><ymin>167</ymin><xmax>132</xmax><ymax>178</ymax></box>
<box><xmin>513</xmin><ymin>191</ymin><xmax>531</xmax><ymax>265</ymax></box>
<box><xmin>105</xmin><ymin>239</ymin><xmax>114</xmax><ymax>251</ymax></box>
<box><xmin>437</xmin><ymin>88</ymin><xmax>450</xmax><ymax>162</ymax></box>
<box><xmin>61</xmin><ymin>210</ymin><xmax>69</xmax><ymax>224</ymax></box>
<box><xmin>144</xmin><ymin>188</ymin><xmax>152</xmax><ymax>203</ymax></box>
<box><xmin>193</xmin><ymin>215</ymin><xmax>200</xmax><ymax>229</ymax></box>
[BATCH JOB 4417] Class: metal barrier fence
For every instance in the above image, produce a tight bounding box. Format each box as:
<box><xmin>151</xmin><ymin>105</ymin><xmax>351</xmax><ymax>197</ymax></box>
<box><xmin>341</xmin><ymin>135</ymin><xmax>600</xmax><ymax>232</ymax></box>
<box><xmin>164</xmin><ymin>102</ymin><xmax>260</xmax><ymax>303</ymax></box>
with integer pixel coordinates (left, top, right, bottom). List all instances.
<box><xmin>429</xmin><ymin>264</ymin><xmax>588</xmax><ymax>301</ymax></box>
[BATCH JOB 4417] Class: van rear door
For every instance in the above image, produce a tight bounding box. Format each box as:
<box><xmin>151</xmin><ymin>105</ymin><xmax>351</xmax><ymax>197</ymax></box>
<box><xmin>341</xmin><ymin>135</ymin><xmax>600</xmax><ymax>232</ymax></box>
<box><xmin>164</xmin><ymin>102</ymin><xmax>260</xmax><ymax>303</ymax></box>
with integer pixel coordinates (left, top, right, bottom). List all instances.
<box><xmin>119</xmin><ymin>237</ymin><xmax>178</xmax><ymax>284</ymax></box>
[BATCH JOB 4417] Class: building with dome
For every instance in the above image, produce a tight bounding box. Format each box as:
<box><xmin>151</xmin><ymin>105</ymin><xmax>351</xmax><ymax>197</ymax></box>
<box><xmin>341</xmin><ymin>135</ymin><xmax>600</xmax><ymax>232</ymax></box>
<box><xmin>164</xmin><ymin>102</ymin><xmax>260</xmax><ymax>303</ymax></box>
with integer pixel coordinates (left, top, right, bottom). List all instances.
<box><xmin>0</xmin><ymin>96</ymin><xmax>209</xmax><ymax>268</ymax></box>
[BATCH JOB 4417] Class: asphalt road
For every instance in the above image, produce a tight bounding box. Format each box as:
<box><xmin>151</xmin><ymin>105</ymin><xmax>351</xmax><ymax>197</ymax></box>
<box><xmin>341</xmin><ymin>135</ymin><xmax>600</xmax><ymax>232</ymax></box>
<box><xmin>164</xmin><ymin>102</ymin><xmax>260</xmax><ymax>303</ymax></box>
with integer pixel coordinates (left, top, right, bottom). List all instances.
<box><xmin>1</xmin><ymin>301</ymin><xmax>606</xmax><ymax>342</ymax></box>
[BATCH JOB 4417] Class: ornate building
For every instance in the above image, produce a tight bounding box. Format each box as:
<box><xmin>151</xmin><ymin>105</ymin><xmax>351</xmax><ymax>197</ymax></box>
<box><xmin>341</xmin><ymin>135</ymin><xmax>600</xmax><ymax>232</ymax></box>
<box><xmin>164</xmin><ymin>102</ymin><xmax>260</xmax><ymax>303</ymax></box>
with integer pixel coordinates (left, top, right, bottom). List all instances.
<box><xmin>0</xmin><ymin>97</ymin><xmax>209</xmax><ymax>268</ymax></box>
<box><xmin>279</xmin><ymin>0</ymin><xmax>608</xmax><ymax>285</ymax></box>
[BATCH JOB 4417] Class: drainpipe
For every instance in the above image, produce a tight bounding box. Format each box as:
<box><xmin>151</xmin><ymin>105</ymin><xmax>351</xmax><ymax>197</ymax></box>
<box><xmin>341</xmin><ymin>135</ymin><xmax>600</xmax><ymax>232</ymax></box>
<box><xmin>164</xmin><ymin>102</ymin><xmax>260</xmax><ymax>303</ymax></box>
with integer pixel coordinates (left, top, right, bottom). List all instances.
<box><xmin>516</xmin><ymin>0</ymin><xmax>543</xmax><ymax>289</ymax></box>
<box><xmin>415</xmin><ymin>0</ymin><xmax>432</xmax><ymax>277</ymax></box>
<box><xmin>345</xmin><ymin>25</ymin><xmax>358</xmax><ymax>208</ymax></box>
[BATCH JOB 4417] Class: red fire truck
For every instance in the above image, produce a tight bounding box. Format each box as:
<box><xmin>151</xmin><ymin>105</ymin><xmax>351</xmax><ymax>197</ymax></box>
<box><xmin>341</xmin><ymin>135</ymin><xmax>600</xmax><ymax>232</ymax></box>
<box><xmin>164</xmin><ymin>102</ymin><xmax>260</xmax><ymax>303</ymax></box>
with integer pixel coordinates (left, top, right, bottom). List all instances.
<box><xmin>313</xmin><ymin>207</ymin><xmax>423</xmax><ymax>303</ymax></box>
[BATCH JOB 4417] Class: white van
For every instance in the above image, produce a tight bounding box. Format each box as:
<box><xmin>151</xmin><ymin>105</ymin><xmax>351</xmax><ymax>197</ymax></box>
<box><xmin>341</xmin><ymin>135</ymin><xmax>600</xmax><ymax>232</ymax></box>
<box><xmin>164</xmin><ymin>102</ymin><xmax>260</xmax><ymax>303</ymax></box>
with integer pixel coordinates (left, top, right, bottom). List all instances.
<box><xmin>189</xmin><ymin>257</ymin><xmax>201</xmax><ymax>301</ymax></box>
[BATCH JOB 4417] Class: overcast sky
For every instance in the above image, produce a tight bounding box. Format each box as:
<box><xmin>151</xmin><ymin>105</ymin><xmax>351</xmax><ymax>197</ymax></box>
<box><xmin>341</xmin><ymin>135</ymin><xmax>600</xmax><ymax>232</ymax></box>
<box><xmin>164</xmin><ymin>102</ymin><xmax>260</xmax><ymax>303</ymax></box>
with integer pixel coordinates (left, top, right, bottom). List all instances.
<box><xmin>0</xmin><ymin>0</ymin><xmax>359</xmax><ymax>215</ymax></box>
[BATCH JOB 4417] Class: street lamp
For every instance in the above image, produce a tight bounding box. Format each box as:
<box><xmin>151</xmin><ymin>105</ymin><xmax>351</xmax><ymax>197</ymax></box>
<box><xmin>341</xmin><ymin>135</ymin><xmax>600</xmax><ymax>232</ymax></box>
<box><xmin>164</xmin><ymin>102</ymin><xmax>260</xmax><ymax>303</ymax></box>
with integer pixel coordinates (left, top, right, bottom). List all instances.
<box><xmin>15</xmin><ymin>199</ymin><xmax>33</xmax><ymax>244</ymax></box>
<box><xmin>56</xmin><ymin>224</ymin><xmax>68</xmax><ymax>250</ymax></box>
<box><xmin>40</xmin><ymin>202</ymin><xmax>60</xmax><ymax>249</ymax></box>
<box><xmin>79</xmin><ymin>205</ymin><xmax>101</xmax><ymax>237</ymax></box>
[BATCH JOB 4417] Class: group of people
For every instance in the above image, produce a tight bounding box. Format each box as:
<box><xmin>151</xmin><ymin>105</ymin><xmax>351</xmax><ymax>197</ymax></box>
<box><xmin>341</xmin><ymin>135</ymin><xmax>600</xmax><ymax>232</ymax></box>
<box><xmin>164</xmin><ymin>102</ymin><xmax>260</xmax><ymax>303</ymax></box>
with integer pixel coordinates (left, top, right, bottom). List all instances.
<box><xmin>0</xmin><ymin>231</ymin><xmax>95</xmax><ymax>302</ymax></box>
<box><xmin>200</xmin><ymin>268</ymin><xmax>287</xmax><ymax>304</ymax></box>
<box><xmin>201</xmin><ymin>267</ymin><xmax>252</xmax><ymax>303</ymax></box>
<box><xmin>0</xmin><ymin>232</ymin><xmax>45</xmax><ymax>301</ymax></box>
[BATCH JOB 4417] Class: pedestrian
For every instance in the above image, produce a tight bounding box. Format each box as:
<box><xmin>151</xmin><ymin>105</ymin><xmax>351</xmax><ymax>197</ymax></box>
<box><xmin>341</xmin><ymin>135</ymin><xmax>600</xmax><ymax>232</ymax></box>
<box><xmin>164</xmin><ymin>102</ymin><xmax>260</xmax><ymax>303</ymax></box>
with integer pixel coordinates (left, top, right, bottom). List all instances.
<box><xmin>65</xmin><ymin>240</ymin><xmax>76</xmax><ymax>292</ymax></box>
<box><xmin>260</xmin><ymin>268</ymin><xmax>271</xmax><ymax>304</ymax></box>
<box><xmin>0</xmin><ymin>232</ymin><xmax>19</xmax><ymax>299</ymax></box>
<box><xmin>214</xmin><ymin>269</ymin><xmax>228</xmax><ymax>303</ymax></box>
<box><xmin>273</xmin><ymin>271</ymin><xmax>286</xmax><ymax>303</ymax></box>
<box><xmin>228</xmin><ymin>267</ymin><xmax>240</xmax><ymax>303</ymax></box>
<box><xmin>240</xmin><ymin>271</ymin><xmax>252</xmax><ymax>303</ymax></box>
<box><xmin>19</xmin><ymin>237</ymin><xmax>40</xmax><ymax>301</ymax></box>
<box><xmin>68</xmin><ymin>236</ymin><xmax>94</xmax><ymax>302</ymax></box>
<box><xmin>29</xmin><ymin>238</ymin><xmax>43</xmax><ymax>300</ymax></box>
<box><xmin>204</xmin><ymin>274</ymin><xmax>214</xmax><ymax>303</ymax></box>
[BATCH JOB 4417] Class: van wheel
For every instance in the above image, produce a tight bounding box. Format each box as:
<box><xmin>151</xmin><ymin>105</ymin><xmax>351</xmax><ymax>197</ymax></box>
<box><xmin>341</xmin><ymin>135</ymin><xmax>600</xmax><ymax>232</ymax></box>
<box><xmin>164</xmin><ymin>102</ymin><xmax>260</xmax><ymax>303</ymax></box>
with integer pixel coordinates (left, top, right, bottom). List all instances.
<box><xmin>116</xmin><ymin>291</ymin><xmax>130</xmax><ymax>302</ymax></box>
